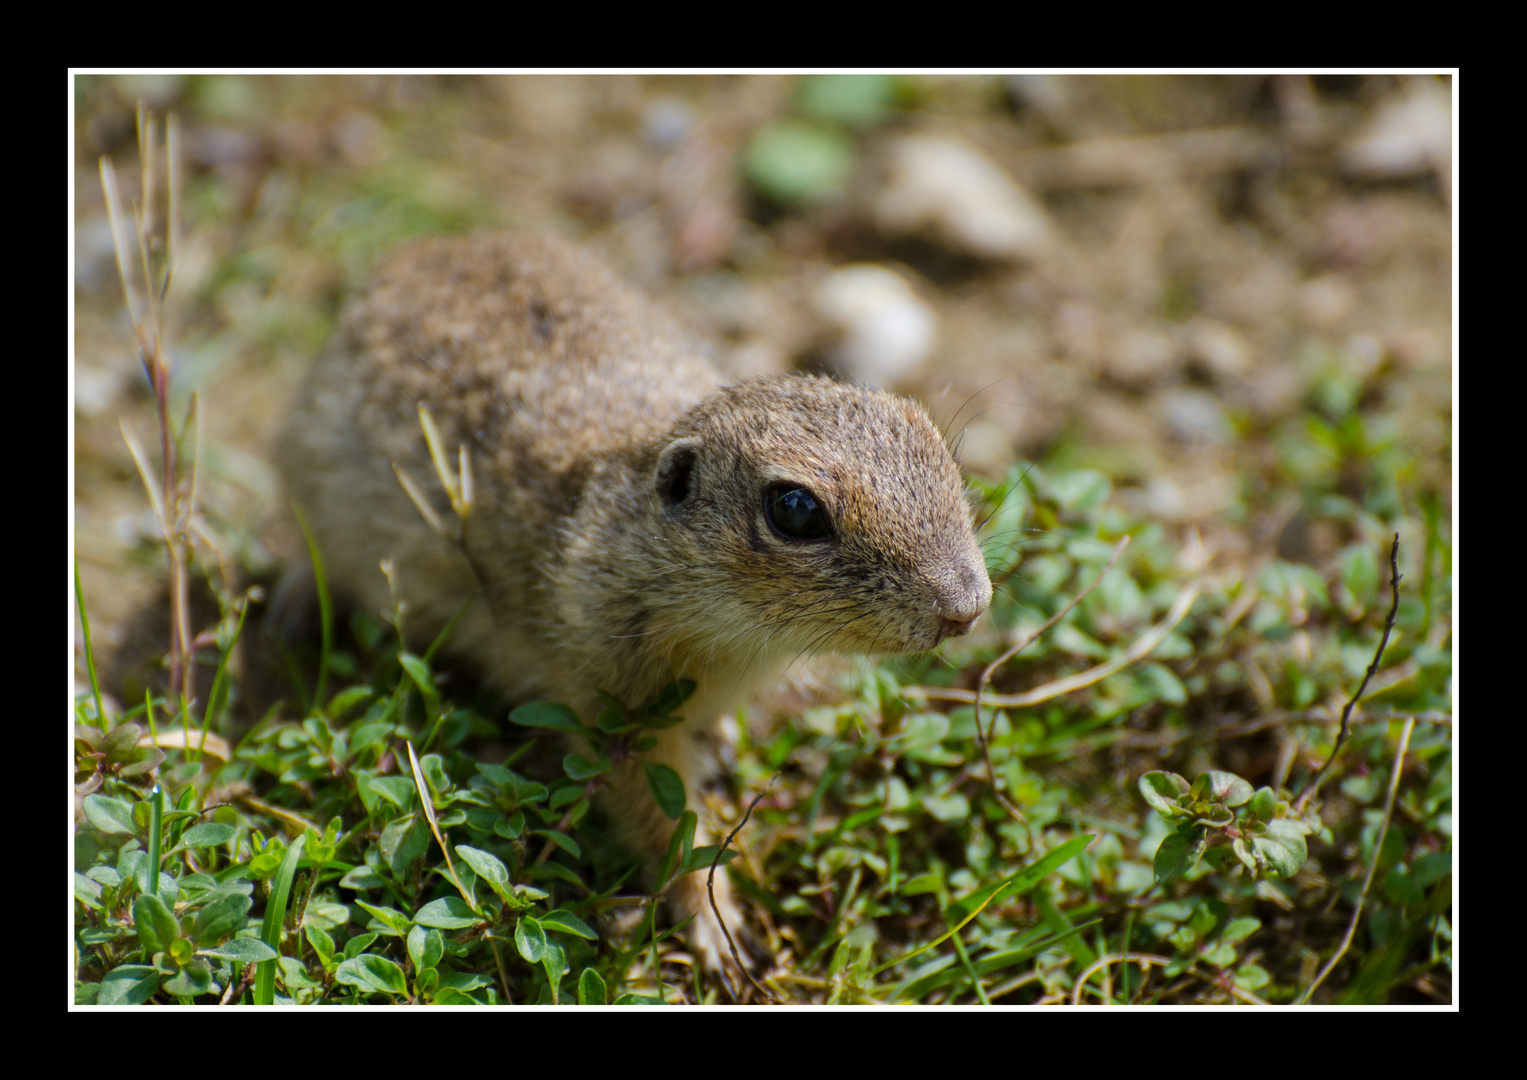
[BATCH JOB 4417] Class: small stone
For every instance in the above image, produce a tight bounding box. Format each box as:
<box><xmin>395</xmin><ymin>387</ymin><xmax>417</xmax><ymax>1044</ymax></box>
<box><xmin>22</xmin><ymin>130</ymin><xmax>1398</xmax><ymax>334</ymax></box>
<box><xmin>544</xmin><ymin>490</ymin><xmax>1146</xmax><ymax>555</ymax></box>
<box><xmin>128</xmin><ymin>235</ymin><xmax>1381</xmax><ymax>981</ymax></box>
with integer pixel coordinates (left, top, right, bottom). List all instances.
<box><xmin>1185</xmin><ymin>320</ymin><xmax>1253</xmax><ymax>380</ymax></box>
<box><xmin>643</xmin><ymin>96</ymin><xmax>696</xmax><ymax>152</ymax></box>
<box><xmin>1298</xmin><ymin>274</ymin><xmax>1357</xmax><ymax>329</ymax></box>
<box><xmin>873</xmin><ymin>135</ymin><xmax>1053</xmax><ymax>262</ymax></box>
<box><xmin>1155</xmin><ymin>387</ymin><xmax>1233</xmax><ymax>445</ymax></box>
<box><xmin>1341</xmin><ymin>78</ymin><xmax>1451</xmax><ymax>187</ymax></box>
<box><xmin>814</xmin><ymin>264</ymin><xmax>938</xmax><ymax>388</ymax></box>
<box><xmin>1105</xmin><ymin>326</ymin><xmax>1177</xmax><ymax>383</ymax></box>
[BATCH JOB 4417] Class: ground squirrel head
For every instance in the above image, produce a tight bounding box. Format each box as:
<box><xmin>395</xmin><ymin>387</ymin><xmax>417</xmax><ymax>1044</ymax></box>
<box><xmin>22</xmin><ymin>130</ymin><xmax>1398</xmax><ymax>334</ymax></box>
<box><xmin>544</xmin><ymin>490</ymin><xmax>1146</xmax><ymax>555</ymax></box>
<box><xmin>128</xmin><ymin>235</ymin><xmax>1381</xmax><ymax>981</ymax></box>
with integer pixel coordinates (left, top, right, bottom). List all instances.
<box><xmin>643</xmin><ymin>374</ymin><xmax>991</xmax><ymax>666</ymax></box>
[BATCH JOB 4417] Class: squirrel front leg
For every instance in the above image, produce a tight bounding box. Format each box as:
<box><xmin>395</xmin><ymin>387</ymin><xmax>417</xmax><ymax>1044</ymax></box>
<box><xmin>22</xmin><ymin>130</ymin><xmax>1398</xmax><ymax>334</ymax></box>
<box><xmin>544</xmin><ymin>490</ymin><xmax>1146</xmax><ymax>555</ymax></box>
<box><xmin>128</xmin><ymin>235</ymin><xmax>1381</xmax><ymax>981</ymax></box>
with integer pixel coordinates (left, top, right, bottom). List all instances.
<box><xmin>603</xmin><ymin>721</ymin><xmax>753</xmax><ymax>978</ymax></box>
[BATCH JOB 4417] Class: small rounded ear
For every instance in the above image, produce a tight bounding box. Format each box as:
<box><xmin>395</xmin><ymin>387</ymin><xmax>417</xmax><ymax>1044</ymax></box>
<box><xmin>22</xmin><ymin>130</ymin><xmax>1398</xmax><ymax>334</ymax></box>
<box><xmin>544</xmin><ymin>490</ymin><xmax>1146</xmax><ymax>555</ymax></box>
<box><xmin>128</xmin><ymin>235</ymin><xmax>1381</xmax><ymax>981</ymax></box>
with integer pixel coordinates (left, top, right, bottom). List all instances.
<box><xmin>656</xmin><ymin>437</ymin><xmax>703</xmax><ymax>508</ymax></box>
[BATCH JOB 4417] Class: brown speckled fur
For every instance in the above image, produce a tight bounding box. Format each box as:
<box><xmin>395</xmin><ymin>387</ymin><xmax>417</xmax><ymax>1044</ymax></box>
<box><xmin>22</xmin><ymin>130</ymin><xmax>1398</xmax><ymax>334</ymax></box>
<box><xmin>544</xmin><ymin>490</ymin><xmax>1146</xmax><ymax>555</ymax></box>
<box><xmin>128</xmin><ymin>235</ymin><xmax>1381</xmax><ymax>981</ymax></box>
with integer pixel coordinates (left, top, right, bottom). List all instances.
<box><xmin>276</xmin><ymin>232</ymin><xmax>992</xmax><ymax>977</ymax></box>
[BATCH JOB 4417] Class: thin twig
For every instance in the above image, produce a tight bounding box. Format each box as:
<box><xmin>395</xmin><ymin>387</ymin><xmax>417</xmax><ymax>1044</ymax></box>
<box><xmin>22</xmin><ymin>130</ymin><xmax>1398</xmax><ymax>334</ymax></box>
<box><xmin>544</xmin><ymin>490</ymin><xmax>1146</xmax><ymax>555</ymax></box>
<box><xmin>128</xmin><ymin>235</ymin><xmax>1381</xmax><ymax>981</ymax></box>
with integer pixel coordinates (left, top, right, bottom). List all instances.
<box><xmin>1298</xmin><ymin>717</ymin><xmax>1415</xmax><ymax>1003</ymax></box>
<box><xmin>972</xmin><ymin>537</ymin><xmax>1131</xmax><ymax>824</ymax></box>
<box><xmin>708</xmin><ymin>776</ymin><xmax>778</xmax><ymax>1002</ymax></box>
<box><xmin>1295</xmin><ymin>535</ymin><xmax>1403</xmax><ymax>815</ymax></box>
<box><xmin>1070</xmin><ymin>952</ymin><xmax>1172</xmax><ymax>1005</ymax></box>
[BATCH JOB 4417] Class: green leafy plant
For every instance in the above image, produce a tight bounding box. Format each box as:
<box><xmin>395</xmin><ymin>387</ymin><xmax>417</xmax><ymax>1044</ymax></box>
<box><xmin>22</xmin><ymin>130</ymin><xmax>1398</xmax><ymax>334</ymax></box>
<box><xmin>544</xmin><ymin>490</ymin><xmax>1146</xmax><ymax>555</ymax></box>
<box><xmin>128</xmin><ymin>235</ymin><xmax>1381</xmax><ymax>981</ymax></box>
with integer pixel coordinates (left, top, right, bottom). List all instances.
<box><xmin>1140</xmin><ymin>770</ymin><xmax>1319</xmax><ymax>885</ymax></box>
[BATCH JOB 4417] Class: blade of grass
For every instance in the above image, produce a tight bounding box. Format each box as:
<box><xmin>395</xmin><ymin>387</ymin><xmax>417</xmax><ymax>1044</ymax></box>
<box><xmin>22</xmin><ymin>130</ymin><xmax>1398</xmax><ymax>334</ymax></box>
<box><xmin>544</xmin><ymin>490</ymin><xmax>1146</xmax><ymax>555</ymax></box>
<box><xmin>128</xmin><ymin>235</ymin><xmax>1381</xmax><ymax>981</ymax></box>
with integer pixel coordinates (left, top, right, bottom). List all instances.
<box><xmin>254</xmin><ymin>835</ymin><xmax>307</xmax><ymax>1005</ymax></box>
<box><xmin>146</xmin><ymin>784</ymin><xmax>164</xmax><ymax>899</ymax></box>
<box><xmin>74</xmin><ymin>556</ymin><xmax>107</xmax><ymax>733</ymax></box>
<box><xmin>872</xmin><ymin>834</ymin><xmax>1093</xmax><ymax>977</ymax></box>
<box><xmin>291</xmin><ymin>505</ymin><xmax>333</xmax><ymax>711</ymax></box>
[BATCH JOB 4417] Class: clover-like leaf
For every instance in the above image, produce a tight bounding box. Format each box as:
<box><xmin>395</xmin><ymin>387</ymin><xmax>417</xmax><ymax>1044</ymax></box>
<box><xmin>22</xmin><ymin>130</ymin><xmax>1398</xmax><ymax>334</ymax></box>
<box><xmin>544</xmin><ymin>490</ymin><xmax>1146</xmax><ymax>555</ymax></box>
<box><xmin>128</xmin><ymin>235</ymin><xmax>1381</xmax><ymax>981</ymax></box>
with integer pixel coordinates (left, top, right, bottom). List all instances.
<box><xmin>509</xmin><ymin>701</ymin><xmax>585</xmax><ymax>733</ymax></box>
<box><xmin>1152</xmin><ymin>828</ymin><xmax>1204</xmax><ymax>886</ymax></box>
<box><xmin>1200</xmin><ymin>771</ymin><xmax>1255</xmax><ymax>808</ymax></box>
<box><xmin>646</xmin><ymin>763</ymin><xmax>686</xmax><ymax>819</ymax></box>
<box><xmin>335</xmin><ymin>953</ymin><xmax>409</xmax><ymax>996</ymax></box>
<box><xmin>162</xmin><ymin>957</ymin><xmax>214</xmax><ymax>998</ymax></box>
<box><xmin>578</xmin><ymin>967</ymin><xmax>608</xmax><ymax>1005</ymax></box>
<box><xmin>83</xmin><ymin>794</ymin><xmax>137</xmax><ymax>836</ymax></box>
<box><xmin>133</xmin><ymin>893</ymin><xmax>179</xmax><ymax>953</ymax></box>
<box><xmin>456</xmin><ymin>845</ymin><xmax>510</xmax><ymax>896</ymax></box>
<box><xmin>200</xmin><ymin>938</ymin><xmax>276</xmax><ymax>963</ymax></box>
<box><xmin>516</xmin><ymin>916</ymin><xmax>547</xmax><ymax>964</ymax></box>
<box><xmin>1246</xmin><ymin>786</ymin><xmax>1278</xmax><ymax>821</ymax></box>
<box><xmin>414</xmin><ymin>896</ymin><xmax>483</xmax><ymax>930</ymax></box>
<box><xmin>180</xmin><ymin>822</ymin><xmax>237</xmax><ymax>849</ymax></box>
<box><xmin>1250</xmin><ymin>820</ymin><xmax>1308</xmax><ymax>878</ymax></box>
<box><xmin>192</xmin><ymin>889</ymin><xmax>253</xmax><ymax>945</ymax></box>
<box><xmin>563</xmin><ymin>752</ymin><xmax>611</xmax><ymax>781</ymax></box>
<box><xmin>541</xmin><ymin>908</ymin><xmax>598</xmax><ymax>941</ymax></box>
<box><xmin>1197</xmin><ymin>803</ymin><xmax>1235</xmax><ymax>828</ymax></box>
<box><xmin>1139</xmin><ymin>771</ymin><xmax>1191</xmax><ymax>816</ymax></box>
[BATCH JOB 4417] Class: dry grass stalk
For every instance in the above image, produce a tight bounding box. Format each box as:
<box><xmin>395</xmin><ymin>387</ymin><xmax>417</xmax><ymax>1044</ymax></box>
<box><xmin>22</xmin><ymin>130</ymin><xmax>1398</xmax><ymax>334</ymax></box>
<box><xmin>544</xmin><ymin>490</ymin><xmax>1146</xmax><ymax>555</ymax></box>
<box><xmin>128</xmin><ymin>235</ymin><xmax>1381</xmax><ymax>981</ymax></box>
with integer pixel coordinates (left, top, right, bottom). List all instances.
<box><xmin>99</xmin><ymin>106</ymin><xmax>194</xmax><ymax>713</ymax></box>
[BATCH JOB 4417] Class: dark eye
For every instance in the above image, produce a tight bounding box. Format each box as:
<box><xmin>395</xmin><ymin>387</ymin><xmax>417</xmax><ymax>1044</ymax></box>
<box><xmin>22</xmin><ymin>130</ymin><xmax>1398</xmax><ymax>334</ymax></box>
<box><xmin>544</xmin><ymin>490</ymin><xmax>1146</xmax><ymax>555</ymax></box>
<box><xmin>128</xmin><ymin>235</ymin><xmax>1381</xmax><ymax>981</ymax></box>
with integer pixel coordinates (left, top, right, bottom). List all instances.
<box><xmin>765</xmin><ymin>485</ymin><xmax>831</xmax><ymax>540</ymax></box>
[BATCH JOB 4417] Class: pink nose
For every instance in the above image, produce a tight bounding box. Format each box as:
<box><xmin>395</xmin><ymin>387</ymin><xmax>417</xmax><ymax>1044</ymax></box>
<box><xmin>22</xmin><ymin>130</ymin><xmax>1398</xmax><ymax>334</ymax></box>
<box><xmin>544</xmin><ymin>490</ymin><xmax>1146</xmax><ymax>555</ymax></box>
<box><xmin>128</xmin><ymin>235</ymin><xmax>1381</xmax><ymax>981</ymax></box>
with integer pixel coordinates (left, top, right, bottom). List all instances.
<box><xmin>938</xmin><ymin>614</ymin><xmax>979</xmax><ymax>639</ymax></box>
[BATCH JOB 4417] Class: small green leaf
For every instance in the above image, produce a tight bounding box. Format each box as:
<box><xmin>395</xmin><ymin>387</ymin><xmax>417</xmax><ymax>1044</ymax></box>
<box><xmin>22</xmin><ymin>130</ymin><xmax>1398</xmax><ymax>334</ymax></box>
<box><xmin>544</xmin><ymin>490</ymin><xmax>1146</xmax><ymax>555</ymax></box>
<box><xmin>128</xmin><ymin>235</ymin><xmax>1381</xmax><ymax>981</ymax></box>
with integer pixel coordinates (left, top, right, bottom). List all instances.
<box><xmin>1152</xmin><ymin>829</ymin><xmax>1202</xmax><ymax>886</ymax></box>
<box><xmin>563</xmin><ymin>752</ymin><xmax>611</xmax><ymax>781</ymax></box>
<box><xmin>1049</xmin><ymin>469</ymin><xmax>1111</xmax><ymax>512</ymax></box>
<box><xmin>200</xmin><ymin>937</ymin><xmax>277</xmax><ymax>963</ymax></box>
<box><xmin>367</xmin><ymin>776</ymin><xmax>417</xmax><ymax>811</ymax></box>
<box><xmin>179</xmin><ymin>822</ymin><xmax>236</xmax><ymax>849</ymax></box>
<box><xmin>1197</xmin><ymin>803</ymin><xmax>1235</xmax><ymax>828</ymax></box>
<box><xmin>532</xmin><ymin>830</ymin><xmax>582</xmax><ymax>859</ymax></box>
<box><xmin>1221</xmin><ymin>917</ymin><xmax>1261</xmax><ymax>945</ymax></box>
<box><xmin>921</xmin><ymin>792</ymin><xmax>970</xmax><ymax>823</ymax></box>
<box><xmin>1247</xmin><ymin>787</ymin><xmax>1278</xmax><ymax>821</ymax></box>
<box><xmin>96</xmin><ymin>964</ymin><xmax>159</xmax><ymax>1005</ymax></box>
<box><xmin>432</xmin><ymin>986</ymin><xmax>481</xmax><ymax>1004</ymax></box>
<box><xmin>83</xmin><ymin>794</ymin><xmax>137</xmax><ymax>836</ymax></box>
<box><xmin>414</xmin><ymin>897</ymin><xmax>484</xmax><ymax>930</ymax></box>
<box><xmin>101</xmin><ymin>723</ymin><xmax>143</xmax><ymax>759</ymax></box>
<box><xmin>510</xmin><ymin>701</ymin><xmax>584</xmax><ymax>732</ymax></box>
<box><xmin>380</xmin><ymin>813</ymin><xmax>428</xmax><ymax>876</ymax></box>
<box><xmin>326</xmin><ymin>685</ymin><xmax>373</xmax><ymax>721</ymax></box>
<box><xmin>516</xmin><ymin>916</ymin><xmax>547</xmax><ymax>964</ymax></box>
<box><xmin>595</xmin><ymin>709</ymin><xmax>630</xmax><ymax>733</ymax></box>
<box><xmin>745</xmin><ymin>120</ymin><xmax>854</xmax><ymax>205</ymax></box>
<box><xmin>658</xmin><ymin>811</ymin><xmax>698</xmax><ymax>889</ymax></box>
<box><xmin>1232</xmin><ymin>836</ymin><xmax>1258</xmax><ymax>874</ymax></box>
<box><xmin>1201</xmin><ymin>771</ymin><xmax>1255</xmax><ymax>808</ymax></box>
<box><xmin>355</xmin><ymin>900</ymin><xmax>413</xmax><ymax>936</ymax></box>
<box><xmin>408</xmin><ymin>925</ymin><xmax>445</xmax><ymax>973</ymax></box>
<box><xmin>541</xmin><ymin>909</ymin><xmax>599</xmax><ymax>941</ymax></box>
<box><xmin>542</xmin><ymin>940</ymin><xmax>567</xmax><ymax>1004</ymax></box>
<box><xmin>578</xmin><ymin>967</ymin><xmax>608</xmax><ymax>1005</ymax></box>
<box><xmin>646</xmin><ymin>679</ymin><xmax>696</xmax><ymax>717</ymax></box>
<box><xmin>335</xmin><ymin>954</ymin><xmax>409</xmax><ymax>996</ymax></box>
<box><xmin>1139</xmin><ymin>771</ymin><xmax>1190</xmax><ymax>815</ymax></box>
<box><xmin>133</xmin><ymin>893</ymin><xmax>178</xmax><ymax>953</ymax></box>
<box><xmin>796</xmin><ymin>73</ymin><xmax>898</xmax><ymax>128</ymax></box>
<box><xmin>678</xmin><ymin>844</ymin><xmax>740</xmax><ymax>876</ymax></box>
<box><xmin>192</xmin><ymin>890</ymin><xmax>253</xmax><ymax>945</ymax></box>
<box><xmin>495</xmin><ymin>812</ymin><xmax>527</xmax><ymax>840</ymax></box>
<box><xmin>398</xmin><ymin>653</ymin><xmax>439</xmax><ymax>712</ymax></box>
<box><xmin>1235</xmin><ymin>963</ymin><xmax>1270</xmax><ymax>990</ymax></box>
<box><xmin>1251</xmin><ymin>820</ymin><xmax>1308</xmax><ymax>878</ymax></box>
<box><xmin>455</xmin><ymin>845</ymin><xmax>511</xmax><ymax>897</ymax></box>
<box><xmin>645</xmin><ymin>763</ymin><xmax>686</xmax><ymax>819</ymax></box>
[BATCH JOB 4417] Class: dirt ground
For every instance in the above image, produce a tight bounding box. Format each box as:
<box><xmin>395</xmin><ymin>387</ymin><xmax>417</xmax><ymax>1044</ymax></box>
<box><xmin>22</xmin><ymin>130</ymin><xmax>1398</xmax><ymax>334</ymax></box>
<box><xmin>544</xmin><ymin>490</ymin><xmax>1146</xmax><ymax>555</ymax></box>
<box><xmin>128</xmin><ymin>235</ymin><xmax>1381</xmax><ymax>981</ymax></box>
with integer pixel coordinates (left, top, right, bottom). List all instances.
<box><xmin>72</xmin><ymin>73</ymin><xmax>1453</xmax><ymax>698</ymax></box>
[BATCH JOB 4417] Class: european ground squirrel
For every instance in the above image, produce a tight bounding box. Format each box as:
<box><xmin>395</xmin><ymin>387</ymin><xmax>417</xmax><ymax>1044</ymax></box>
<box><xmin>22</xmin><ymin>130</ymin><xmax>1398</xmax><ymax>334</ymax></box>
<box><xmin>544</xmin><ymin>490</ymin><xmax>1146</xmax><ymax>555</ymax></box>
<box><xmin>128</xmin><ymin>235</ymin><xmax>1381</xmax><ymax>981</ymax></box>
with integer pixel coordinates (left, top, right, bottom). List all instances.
<box><xmin>276</xmin><ymin>232</ymin><xmax>992</xmax><ymax>977</ymax></box>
